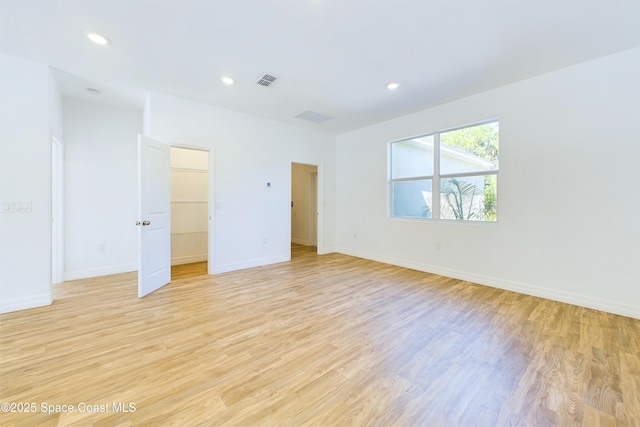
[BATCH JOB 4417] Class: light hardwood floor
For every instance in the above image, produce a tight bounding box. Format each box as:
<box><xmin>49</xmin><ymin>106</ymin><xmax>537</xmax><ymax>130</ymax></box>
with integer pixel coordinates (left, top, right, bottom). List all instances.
<box><xmin>1</xmin><ymin>245</ymin><xmax>639</xmax><ymax>426</ymax></box>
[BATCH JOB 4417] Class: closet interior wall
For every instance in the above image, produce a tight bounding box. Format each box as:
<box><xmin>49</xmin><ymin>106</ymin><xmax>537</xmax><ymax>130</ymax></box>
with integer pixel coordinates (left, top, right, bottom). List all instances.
<box><xmin>170</xmin><ymin>147</ymin><xmax>208</xmax><ymax>266</ymax></box>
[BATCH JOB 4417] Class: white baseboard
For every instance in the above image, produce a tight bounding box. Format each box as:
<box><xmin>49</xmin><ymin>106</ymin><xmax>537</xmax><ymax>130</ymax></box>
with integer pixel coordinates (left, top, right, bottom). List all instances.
<box><xmin>172</xmin><ymin>254</ymin><xmax>207</xmax><ymax>266</ymax></box>
<box><xmin>64</xmin><ymin>264</ymin><xmax>137</xmax><ymax>281</ymax></box>
<box><xmin>0</xmin><ymin>293</ymin><xmax>53</xmax><ymax>314</ymax></box>
<box><xmin>212</xmin><ymin>254</ymin><xmax>290</xmax><ymax>274</ymax></box>
<box><xmin>317</xmin><ymin>246</ymin><xmax>336</xmax><ymax>255</ymax></box>
<box><xmin>336</xmin><ymin>247</ymin><xmax>640</xmax><ymax>320</ymax></box>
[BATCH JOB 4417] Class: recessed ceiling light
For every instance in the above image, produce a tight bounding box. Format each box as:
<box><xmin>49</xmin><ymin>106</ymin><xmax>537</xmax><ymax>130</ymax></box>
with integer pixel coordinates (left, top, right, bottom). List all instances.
<box><xmin>87</xmin><ymin>32</ymin><xmax>110</xmax><ymax>46</ymax></box>
<box><xmin>221</xmin><ymin>76</ymin><xmax>235</xmax><ymax>85</ymax></box>
<box><xmin>86</xmin><ymin>88</ymin><xmax>101</xmax><ymax>95</ymax></box>
<box><xmin>387</xmin><ymin>82</ymin><xmax>400</xmax><ymax>90</ymax></box>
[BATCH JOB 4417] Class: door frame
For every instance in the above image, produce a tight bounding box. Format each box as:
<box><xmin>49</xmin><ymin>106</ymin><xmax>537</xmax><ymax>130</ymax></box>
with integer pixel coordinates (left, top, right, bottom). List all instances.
<box><xmin>310</xmin><ymin>170</ymin><xmax>318</xmax><ymax>247</ymax></box>
<box><xmin>51</xmin><ymin>135</ymin><xmax>64</xmax><ymax>284</ymax></box>
<box><xmin>170</xmin><ymin>144</ymin><xmax>216</xmax><ymax>275</ymax></box>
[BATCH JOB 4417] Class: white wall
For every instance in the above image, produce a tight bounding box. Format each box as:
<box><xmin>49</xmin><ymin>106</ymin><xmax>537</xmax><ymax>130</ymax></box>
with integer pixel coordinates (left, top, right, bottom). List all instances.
<box><xmin>0</xmin><ymin>53</ymin><xmax>58</xmax><ymax>312</ymax></box>
<box><xmin>291</xmin><ymin>163</ymin><xmax>318</xmax><ymax>246</ymax></box>
<box><xmin>336</xmin><ymin>48</ymin><xmax>640</xmax><ymax>319</ymax></box>
<box><xmin>48</xmin><ymin>73</ymin><xmax>63</xmax><ymax>142</ymax></box>
<box><xmin>146</xmin><ymin>92</ymin><xmax>336</xmax><ymax>273</ymax></box>
<box><xmin>63</xmin><ymin>98</ymin><xmax>141</xmax><ymax>279</ymax></box>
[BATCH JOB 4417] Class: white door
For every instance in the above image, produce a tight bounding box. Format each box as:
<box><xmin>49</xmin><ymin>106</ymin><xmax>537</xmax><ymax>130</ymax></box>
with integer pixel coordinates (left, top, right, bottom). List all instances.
<box><xmin>137</xmin><ymin>135</ymin><xmax>171</xmax><ymax>297</ymax></box>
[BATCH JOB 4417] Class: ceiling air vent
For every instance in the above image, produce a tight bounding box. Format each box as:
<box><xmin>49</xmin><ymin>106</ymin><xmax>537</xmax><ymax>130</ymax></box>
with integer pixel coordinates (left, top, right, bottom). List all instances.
<box><xmin>256</xmin><ymin>74</ymin><xmax>278</xmax><ymax>87</ymax></box>
<box><xmin>294</xmin><ymin>110</ymin><xmax>332</xmax><ymax>124</ymax></box>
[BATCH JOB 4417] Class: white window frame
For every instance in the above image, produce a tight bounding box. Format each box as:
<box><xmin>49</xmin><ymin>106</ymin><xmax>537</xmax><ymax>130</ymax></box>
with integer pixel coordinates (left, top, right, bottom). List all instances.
<box><xmin>389</xmin><ymin>119</ymin><xmax>499</xmax><ymax>222</ymax></box>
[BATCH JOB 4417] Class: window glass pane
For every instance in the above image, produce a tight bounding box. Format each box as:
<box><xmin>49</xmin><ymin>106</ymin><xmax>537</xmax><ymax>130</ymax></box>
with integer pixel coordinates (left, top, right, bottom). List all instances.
<box><xmin>440</xmin><ymin>175</ymin><xmax>497</xmax><ymax>221</ymax></box>
<box><xmin>391</xmin><ymin>135</ymin><xmax>434</xmax><ymax>179</ymax></box>
<box><xmin>440</xmin><ymin>122</ymin><xmax>498</xmax><ymax>175</ymax></box>
<box><xmin>392</xmin><ymin>179</ymin><xmax>433</xmax><ymax>218</ymax></box>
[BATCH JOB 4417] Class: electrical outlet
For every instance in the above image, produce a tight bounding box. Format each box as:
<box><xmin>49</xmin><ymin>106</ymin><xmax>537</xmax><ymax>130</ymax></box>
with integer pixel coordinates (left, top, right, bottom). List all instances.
<box><xmin>1</xmin><ymin>201</ymin><xmax>31</xmax><ymax>213</ymax></box>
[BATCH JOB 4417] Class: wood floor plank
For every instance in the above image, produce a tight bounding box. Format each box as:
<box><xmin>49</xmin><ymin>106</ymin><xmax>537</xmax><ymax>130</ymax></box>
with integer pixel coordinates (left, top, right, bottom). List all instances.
<box><xmin>619</xmin><ymin>351</ymin><xmax>640</xmax><ymax>426</ymax></box>
<box><xmin>1</xmin><ymin>245</ymin><xmax>639</xmax><ymax>426</ymax></box>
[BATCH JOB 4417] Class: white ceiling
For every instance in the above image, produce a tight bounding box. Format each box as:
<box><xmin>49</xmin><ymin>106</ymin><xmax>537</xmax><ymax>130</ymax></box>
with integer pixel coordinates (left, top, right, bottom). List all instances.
<box><xmin>1</xmin><ymin>0</ymin><xmax>638</xmax><ymax>135</ymax></box>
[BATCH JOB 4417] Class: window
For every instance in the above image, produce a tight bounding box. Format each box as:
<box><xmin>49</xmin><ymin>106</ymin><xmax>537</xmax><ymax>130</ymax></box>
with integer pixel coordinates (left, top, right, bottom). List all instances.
<box><xmin>390</xmin><ymin>121</ymin><xmax>499</xmax><ymax>221</ymax></box>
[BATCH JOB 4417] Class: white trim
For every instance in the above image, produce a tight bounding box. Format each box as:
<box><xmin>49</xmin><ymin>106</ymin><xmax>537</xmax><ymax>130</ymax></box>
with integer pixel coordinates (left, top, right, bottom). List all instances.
<box><xmin>208</xmin><ymin>148</ymin><xmax>215</xmax><ymax>275</ymax></box>
<box><xmin>51</xmin><ymin>135</ymin><xmax>64</xmax><ymax>285</ymax></box>
<box><xmin>316</xmin><ymin>164</ymin><xmax>324</xmax><ymax>253</ymax></box>
<box><xmin>317</xmin><ymin>246</ymin><xmax>336</xmax><ymax>255</ymax></box>
<box><xmin>336</xmin><ymin>247</ymin><xmax>640</xmax><ymax>320</ymax></box>
<box><xmin>310</xmin><ymin>170</ymin><xmax>318</xmax><ymax>247</ymax></box>
<box><xmin>167</xmin><ymin>143</ymin><xmax>215</xmax><ymax>276</ymax></box>
<box><xmin>212</xmin><ymin>254</ymin><xmax>290</xmax><ymax>274</ymax></box>
<box><xmin>0</xmin><ymin>293</ymin><xmax>53</xmax><ymax>314</ymax></box>
<box><xmin>433</xmin><ymin>131</ymin><xmax>441</xmax><ymax>218</ymax></box>
<box><xmin>64</xmin><ymin>264</ymin><xmax>136</xmax><ymax>281</ymax></box>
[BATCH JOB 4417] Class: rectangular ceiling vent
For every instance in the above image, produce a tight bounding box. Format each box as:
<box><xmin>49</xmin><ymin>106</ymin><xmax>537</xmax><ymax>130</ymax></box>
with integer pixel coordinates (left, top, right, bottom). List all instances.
<box><xmin>294</xmin><ymin>110</ymin><xmax>332</xmax><ymax>124</ymax></box>
<box><xmin>256</xmin><ymin>74</ymin><xmax>278</xmax><ymax>87</ymax></box>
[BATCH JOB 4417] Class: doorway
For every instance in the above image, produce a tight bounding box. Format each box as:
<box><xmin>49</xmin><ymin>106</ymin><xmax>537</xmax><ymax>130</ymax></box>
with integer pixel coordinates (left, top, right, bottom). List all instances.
<box><xmin>291</xmin><ymin>162</ymin><xmax>319</xmax><ymax>252</ymax></box>
<box><xmin>170</xmin><ymin>147</ymin><xmax>210</xmax><ymax>269</ymax></box>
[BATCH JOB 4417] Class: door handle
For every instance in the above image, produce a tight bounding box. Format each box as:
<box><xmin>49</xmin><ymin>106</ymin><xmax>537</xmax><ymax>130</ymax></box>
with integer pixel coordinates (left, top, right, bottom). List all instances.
<box><xmin>136</xmin><ymin>221</ymin><xmax>151</xmax><ymax>226</ymax></box>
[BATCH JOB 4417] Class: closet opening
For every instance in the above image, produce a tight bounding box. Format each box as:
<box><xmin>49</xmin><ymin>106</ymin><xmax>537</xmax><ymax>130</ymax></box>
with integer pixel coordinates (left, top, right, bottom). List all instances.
<box><xmin>170</xmin><ymin>147</ymin><xmax>209</xmax><ymax>274</ymax></box>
